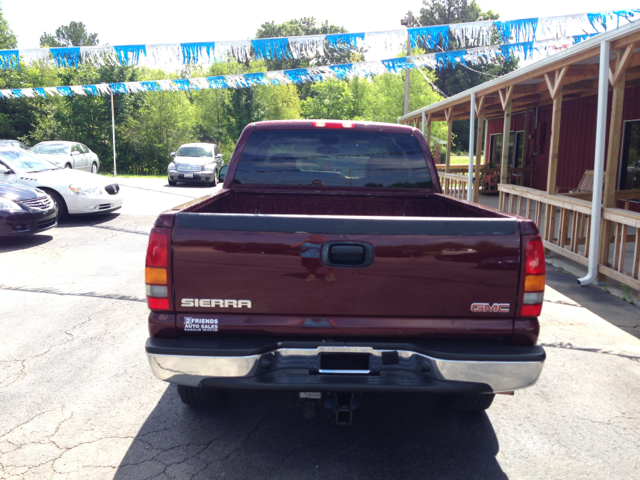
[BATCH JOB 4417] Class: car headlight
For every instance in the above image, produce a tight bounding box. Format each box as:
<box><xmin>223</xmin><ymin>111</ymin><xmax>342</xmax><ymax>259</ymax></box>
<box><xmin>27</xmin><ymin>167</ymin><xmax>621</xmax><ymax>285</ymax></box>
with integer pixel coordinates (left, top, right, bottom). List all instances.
<box><xmin>203</xmin><ymin>163</ymin><xmax>216</xmax><ymax>172</ymax></box>
<box><xmin>168</xmin><ymin>162</ymin><xmax>176</xmax><ymax>171</ymax></box>
<box><xmin>69</xmin><ymin>185</ymin><xmax>102</xmax><ymax>195</ymax></box>
<box><xmin>0</xmin><ymin>198</ymin><xmax>21</xmax><ymax>211</ymax></box>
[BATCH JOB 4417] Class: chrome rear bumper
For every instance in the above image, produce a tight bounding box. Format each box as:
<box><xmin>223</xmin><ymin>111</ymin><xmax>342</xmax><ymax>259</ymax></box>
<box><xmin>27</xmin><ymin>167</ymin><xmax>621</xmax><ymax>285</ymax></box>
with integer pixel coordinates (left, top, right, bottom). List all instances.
<box><xmin>146</xmin><ymin>340</ymin><xmax>544</xmax><ymax>394</ymax></box>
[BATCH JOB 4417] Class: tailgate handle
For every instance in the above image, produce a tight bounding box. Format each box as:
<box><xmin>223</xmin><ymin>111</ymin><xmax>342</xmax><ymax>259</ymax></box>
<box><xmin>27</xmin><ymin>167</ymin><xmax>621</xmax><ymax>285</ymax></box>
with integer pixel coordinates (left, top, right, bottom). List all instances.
<box><xmin>321</xmin><ymin>242</ymin><xmax>374</xmax><ymax>268</ymax></box>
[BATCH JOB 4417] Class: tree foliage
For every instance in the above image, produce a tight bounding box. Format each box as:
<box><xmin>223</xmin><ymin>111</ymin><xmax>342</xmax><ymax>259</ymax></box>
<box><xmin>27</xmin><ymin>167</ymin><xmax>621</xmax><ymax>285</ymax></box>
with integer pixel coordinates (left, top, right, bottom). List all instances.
<box><xmin>418</xmin><ymin>0</ymin><xmax>516</xmax><ymax>151</ymax></box>
<box><xmin>0</xmin><ymin>13</ymin><xmax>464</xmax><ymax>173</ymax></box>
<box><xmin>40</xmin><ymin>21</ymin><xmax>99</xmax><ymax>47</ymax></box>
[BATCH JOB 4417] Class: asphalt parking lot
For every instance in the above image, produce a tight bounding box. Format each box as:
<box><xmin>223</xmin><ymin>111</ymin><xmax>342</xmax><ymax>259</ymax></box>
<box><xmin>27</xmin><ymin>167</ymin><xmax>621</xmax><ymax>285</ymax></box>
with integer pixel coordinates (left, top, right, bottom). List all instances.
<box><xmin>1</xmin><ymin>178</ymin><xmax>640</xmax><ymax>479</ymax></box>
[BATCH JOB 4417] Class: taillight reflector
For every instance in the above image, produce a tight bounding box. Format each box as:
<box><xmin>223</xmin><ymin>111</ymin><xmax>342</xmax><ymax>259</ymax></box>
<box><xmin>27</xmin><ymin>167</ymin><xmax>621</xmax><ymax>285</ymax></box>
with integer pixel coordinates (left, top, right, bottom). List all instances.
<box><xmin>524</xmin><ymin>275</ymin><xmax>545</xmax><ymax>292</ymax></box>
<box><xmin>145</xmin><ymin>267</ymin><xmax>167</xmax><ymax>285</ymax></box>
<box><xmin>146</xmin><ymin>231</ymin><xmax>168</xmax><ymax>267</ymax></box>
<box><xmin>148</xmin><ymin>297</ymin><xmax>169</xmax><ymax>310</ymax></box>
<box><xmin>521</xmin><ymin>304</ymin><xmax>542</xmax><ymax>317</ymax></box>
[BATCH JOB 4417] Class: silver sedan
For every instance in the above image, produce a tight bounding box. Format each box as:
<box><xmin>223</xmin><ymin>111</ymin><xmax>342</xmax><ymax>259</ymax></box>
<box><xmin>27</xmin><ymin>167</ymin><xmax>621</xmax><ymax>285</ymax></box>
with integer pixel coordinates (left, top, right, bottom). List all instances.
<box><xmin>31</xmin><ymin>141</ymin><xmax>100</xmax><ymax>174</ymax></box>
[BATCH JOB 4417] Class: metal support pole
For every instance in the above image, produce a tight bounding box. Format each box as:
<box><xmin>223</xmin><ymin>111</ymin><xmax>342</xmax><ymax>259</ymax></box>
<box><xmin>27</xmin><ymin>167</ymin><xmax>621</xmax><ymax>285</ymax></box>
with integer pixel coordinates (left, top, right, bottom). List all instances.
<box><xmin>421</xmin><ymin>111</ymin><xmax>426</xmax><ymax>135</ymax></box>
<box><xmin>467</xmin><ymin>92</ymin><xmax>475</xmax><ymax>202</ymax></box>
<box><xmin>111</xmin><ymin>92</ymin><xmax>117</xmax><ymax>177</ymax></box>
<box><xmin>578</xmin><ymin>41</ymin><xmax>610</xmax><ymax>286</ymax></box>
<box><xmin>403</xmin><ymin>11</ymin><xmax>412</xmax><ymax>115</ymax></box>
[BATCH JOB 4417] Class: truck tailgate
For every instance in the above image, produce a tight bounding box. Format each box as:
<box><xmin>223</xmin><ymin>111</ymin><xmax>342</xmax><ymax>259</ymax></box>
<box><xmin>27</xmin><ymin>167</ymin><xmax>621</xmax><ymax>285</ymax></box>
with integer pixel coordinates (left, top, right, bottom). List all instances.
<box><xmin>172</xmin><ymin>213</ymin><xmax>521</xmax><ymax>319</ymax></box>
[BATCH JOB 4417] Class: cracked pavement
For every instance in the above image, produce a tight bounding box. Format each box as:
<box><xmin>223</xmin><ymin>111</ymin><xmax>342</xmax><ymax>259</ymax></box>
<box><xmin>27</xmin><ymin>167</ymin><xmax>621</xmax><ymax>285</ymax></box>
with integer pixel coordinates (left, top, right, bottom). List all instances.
<box><xmin>1</xmin><ymin>178</ymin><xmax>640</xmax><ymax>479</ymax></box>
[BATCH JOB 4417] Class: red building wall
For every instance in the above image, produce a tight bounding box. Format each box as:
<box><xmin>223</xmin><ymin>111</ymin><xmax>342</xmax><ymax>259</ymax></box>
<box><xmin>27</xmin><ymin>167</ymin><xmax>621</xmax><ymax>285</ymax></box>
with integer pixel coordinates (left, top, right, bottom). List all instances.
<box><xmin>486</xmin><ymin>84</ymin><xmax>640</xmax><ymax>211</ymax></box>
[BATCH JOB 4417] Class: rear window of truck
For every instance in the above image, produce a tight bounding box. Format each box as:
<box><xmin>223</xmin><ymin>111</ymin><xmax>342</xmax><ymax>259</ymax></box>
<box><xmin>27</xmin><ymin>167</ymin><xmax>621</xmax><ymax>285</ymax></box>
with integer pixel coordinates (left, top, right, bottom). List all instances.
<box><xmin>234</xmin><ymin>130</ymin><xmax>432</xmax><ymax>189</ymax></box>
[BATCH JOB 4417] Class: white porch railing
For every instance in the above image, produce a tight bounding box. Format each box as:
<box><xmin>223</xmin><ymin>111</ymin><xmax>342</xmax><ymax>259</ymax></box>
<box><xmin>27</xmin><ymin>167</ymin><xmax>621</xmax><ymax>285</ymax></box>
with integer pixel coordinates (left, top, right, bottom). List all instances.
<box><xmin>499</xmin><ymin>184</ymin><xmax>640</xmax><ymax>298</ymax></box>
<box><xmin>440</xmin><ymin>172</ymin><xmax>469</xmax><ymax>199</ymax></box>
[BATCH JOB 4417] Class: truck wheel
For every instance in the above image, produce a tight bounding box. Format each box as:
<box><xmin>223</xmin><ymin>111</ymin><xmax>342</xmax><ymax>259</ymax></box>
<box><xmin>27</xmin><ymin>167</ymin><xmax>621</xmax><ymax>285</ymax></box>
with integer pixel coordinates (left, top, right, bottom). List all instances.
<box><xmin>168</xmin><ymin>177</ymin><xmax>177</xmax><ymax>186</ymax></box>
<box><xmin>450</xmin><ymin>393</ymin><xmax>495</xmax><ymax>412</ymax></box>
<box><xmin>209</xmin><ymin>170</ymin><xmax>218</xmax><ymax>187</ymax></box>
<box><xmin>176</xmin><ymin>384</ymin><xmax>218</xmax><ymax>407</ymax></box>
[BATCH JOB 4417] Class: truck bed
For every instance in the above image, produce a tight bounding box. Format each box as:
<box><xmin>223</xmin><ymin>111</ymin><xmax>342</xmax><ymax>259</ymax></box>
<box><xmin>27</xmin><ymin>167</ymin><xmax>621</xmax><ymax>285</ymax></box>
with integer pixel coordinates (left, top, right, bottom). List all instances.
<box><xmin>185</xmin><ymin>189</ymin><xmax>505</xmax><ymax>218</ymax></box>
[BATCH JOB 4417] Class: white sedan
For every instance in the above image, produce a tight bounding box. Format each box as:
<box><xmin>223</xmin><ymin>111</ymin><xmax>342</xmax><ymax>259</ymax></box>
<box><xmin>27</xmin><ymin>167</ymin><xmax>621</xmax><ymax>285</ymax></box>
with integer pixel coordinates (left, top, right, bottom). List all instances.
<box><xmin>32</xmin><ymin>141</ymin><xmax>101</xmax><ymax>174</ymax></box>
<box><xmin>0</xmin><ymin>147</ymin><xmax>122</xmax><ymax>217</ymax></box>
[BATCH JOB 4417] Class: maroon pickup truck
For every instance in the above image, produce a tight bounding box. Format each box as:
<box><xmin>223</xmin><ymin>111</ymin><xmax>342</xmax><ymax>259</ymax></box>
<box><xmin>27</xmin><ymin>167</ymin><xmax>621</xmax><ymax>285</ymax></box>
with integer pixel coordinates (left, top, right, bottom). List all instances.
<box><xmin>145</xmin><ymin>120</ymin><xmax>545</xmax><ymax>423</ymax></box>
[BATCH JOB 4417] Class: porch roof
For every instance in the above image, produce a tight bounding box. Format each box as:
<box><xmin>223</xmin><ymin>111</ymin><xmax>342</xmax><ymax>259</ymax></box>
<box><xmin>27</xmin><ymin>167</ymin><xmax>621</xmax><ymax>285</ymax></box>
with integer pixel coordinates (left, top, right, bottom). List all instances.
<box><xmin>399</xmin><ymin>21</ymin><xmax>640</xmax><ymax>124</ymax></box>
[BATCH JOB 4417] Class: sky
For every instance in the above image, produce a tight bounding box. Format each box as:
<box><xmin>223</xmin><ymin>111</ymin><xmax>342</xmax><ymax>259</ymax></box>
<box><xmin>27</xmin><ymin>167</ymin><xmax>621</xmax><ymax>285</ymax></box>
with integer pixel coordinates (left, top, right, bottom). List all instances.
<box><xmin>3</xmin><ymin>0</ymin><xmax>640</xmax><ymax>50</ymax></box>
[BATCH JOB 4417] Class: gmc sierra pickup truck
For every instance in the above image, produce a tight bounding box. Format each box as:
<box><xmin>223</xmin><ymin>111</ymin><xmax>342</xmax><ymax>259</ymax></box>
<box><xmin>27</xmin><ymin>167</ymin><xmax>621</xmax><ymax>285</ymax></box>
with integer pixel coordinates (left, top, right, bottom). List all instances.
<box><xmin>145</xmin><ymin>120</ymin><xmax>546</xmax><ymax>424</ymax></box>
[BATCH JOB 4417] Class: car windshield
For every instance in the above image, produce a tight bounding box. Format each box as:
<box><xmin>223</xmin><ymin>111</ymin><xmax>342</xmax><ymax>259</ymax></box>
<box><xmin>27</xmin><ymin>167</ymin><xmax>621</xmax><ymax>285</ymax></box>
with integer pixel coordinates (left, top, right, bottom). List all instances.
<box><xmin>32</xmin><ymin>144</ymin><xmax>70</xmax><ymax>155</ymax></box>
<box><xmin>177</xmin><ymin>146</ymin><xmax>212</xmax><ymax>157</ymax></box>
<box><xmin>234</xmin><ymin>130</ymin><xmax>432</xmax><ymax>189</ymax></box>
<box><xmin>0</xmin><ymin>149</ymin><xmax>58</xmax><ymax>173</ymax></box>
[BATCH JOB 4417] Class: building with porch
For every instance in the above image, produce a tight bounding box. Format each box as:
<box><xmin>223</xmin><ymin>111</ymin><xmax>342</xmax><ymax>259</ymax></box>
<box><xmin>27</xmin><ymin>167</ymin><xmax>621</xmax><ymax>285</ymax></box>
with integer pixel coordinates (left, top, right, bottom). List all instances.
<box><xmin>399</xmin><ymin>21</ymin><xmax>640</xmax><ymax>299</ymax></box>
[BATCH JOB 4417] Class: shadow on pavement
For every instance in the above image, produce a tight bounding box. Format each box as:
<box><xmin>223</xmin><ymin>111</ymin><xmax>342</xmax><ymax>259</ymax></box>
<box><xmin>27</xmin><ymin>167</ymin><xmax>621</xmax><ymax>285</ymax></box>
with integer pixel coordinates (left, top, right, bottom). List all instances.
<box><xmin>545</xmin><ymin>266</ymin><xmax>640</xmax><ymax>340</ymax></box>
<box><xmin>114</xmin><ymin>387</ymin><xmax>506</xmax><ymax>479</ymax></box>
<box><xmin>0</xmin><ymin>233</ymin><xmax>53</xmax><ymax>252</ymax></box>
<box><xmin>57</xmin><ymin>212</ymin><xmax>121</xmax><ymax>227</ymax></box>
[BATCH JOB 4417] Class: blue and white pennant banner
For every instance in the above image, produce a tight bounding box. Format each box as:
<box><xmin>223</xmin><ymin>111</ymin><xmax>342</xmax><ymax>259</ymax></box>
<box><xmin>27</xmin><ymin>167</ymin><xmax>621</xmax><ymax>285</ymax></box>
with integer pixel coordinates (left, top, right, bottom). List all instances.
<box><xmin>0</xmin><ymin>35</ymin><xmax>593</xmax><ymax>101</ymax></box>
<box><xmin>0</xmin><ymin>9</ymin><xmax>637</xmax><ymax>72</ymax></box>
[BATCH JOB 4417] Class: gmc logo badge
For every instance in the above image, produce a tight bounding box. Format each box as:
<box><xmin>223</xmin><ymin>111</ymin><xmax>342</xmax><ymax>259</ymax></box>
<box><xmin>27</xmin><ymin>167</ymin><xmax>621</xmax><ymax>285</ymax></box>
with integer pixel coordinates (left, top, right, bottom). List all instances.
<box><xmin>471</xmin><ymin>303</ymin><xmax>510</xmax><ymax>313</ymax></box>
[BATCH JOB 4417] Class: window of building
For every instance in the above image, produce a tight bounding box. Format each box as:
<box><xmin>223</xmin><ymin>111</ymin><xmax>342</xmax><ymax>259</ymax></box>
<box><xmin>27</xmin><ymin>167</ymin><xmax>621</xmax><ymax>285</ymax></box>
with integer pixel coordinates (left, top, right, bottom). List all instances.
<box><xmin>619</xmin><ymin>120</ymin><xmax>640</xmax><ymax>192</ymax></box>
<box><xmin>489</xmin><ymin>131</ymin><xmax>525</xmax><ymax>168</ymax></box>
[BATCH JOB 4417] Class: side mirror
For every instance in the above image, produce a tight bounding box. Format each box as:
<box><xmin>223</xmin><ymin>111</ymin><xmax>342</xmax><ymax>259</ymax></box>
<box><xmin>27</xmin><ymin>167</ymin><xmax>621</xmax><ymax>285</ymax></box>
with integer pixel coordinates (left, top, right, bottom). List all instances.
<box><xmin>71</xmin><ymin>151</ymin><xmax>78</xmax><ymax>156</ymax></box>
<box><xmin>219</xmin><ymin>165</ymin><xmax>228</xmax><ymax>182</ymax></box>
<box><xmin>170</xmin><ymin>152</ymin><xmax>176</xmax><ymax>157</ymax></box>
<box><xmin>215</xmin><ymin>154</ymin><xmax>223</xmax><ymax>160</ymax></box>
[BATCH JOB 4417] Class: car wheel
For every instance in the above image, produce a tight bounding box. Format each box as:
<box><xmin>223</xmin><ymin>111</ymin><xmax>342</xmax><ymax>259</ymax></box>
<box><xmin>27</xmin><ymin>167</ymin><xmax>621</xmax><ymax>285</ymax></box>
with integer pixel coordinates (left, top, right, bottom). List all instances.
<box><xmin>177</xmin><ymin>384</ymin><xmax>218</xmax><ymax>407</ymax></box>
<box><xmin>168</xmin><ymin>177</ymin><xmax>177</xmax><ymax>186</ymax></box>
<box><xmin>209</xmin><ymin>170</ymin><xmax>218</xmax><ymax>187</ymax></box>
<box><xmin>91</xmin><ymin>162</ymin><xmax>98</xmax><ymax>174</ymax></box>
<box><xmin>65</xmin><ymin>163</ymin><xmax>72</xmax><ymax>169</ymax></box>
<box><xmin>44</xmin><ymin>189</ymin><xmax>69</xmax><ymax>220</ymax></box>
<box><xmin>449</xmin><ymin>393</ymin><xmax>495</xmax><ymax>412</ymax></box>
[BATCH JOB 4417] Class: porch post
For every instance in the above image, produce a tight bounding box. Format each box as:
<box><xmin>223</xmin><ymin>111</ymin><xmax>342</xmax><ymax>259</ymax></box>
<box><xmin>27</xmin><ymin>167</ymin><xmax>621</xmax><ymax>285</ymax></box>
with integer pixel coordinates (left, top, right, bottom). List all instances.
<box><xmin>522</xmin><ymin>108</ymin><xmax>530</xmax><ymax>167</ymax></box>
<box><xmin>578</xmin><ymin>41</ymin><xmax>610</xmax><ymax>286</ymax></box>
<box><xmin>421</xmin><ymin>111</ymin><xmax>426</xmax><ymax>135</ymax></box>
<box><xmin>445</xmin><ymin>107</ymin><xmax>453</xmax><ymax>174</ymax></box>
<box><xmin>543</xmin><ymin>67</ymin><xmax>567</xmax><ymax>240</ymax></box>
<box><xmin>426</xmin><ymin>113</ymin><xmax>432</xmax><ymax>147</ymax></box>
<box><xmin>467</xmin><ymin>92</ymin><xmax>476</xmax><ymax>202</ymax></box>
<box><xmin>599</xmin><ymin>44</ymin><xmax>633</xmax><ymax>277</ymax></box>
<box><xmin>498</xmin><ymin>87</ymin><xmax>513</xmax><ymax>211</ymax></box>
<box><xmin>474</xmin><ymin>97</ymin><xmax>485</xmax><ymax>203</ymax></box>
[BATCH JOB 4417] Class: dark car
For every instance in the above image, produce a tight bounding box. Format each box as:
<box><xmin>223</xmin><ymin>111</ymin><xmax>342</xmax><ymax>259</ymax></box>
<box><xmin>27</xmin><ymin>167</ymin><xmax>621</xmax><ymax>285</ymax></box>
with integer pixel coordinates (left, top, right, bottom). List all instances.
<box><xmin>0</xmin><ymin>181</ymin><xmax>58</xmax><ymax>237</ymax></box>
<box><xmin>0</xmin><ymin>139</ymin><xmax>28</xmax><ymax>150</ymax></box>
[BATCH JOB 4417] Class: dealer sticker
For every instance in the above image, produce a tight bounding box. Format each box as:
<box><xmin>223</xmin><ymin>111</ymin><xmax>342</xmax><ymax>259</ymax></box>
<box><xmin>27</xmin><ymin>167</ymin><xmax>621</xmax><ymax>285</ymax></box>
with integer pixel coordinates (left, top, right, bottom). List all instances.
<box><xmin>184</xmin><ymin>317</ymin><xmax>218</xmax><ymax>332</ymax></box>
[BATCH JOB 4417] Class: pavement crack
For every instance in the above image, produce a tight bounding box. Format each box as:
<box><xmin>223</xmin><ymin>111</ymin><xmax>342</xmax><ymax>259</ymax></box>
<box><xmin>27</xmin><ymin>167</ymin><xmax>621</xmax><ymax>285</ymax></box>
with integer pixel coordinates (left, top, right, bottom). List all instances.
<box><xmin>541</xmin><ymin>342</ymin><xmax>640</xmax><ymax>362</ymax></box>
<box><xmin>0</xmin><ymin>284</ymin><xmax>145</xmax><ymax>303</ymax></box>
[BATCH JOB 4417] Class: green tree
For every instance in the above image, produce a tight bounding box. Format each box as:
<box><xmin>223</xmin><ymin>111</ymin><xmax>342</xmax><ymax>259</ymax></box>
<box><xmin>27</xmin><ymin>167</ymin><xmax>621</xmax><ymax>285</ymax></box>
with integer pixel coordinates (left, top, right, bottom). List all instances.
<box><xmin>39</xmin><ymin>21</ymin><xmax>99</xmax><ymax>47</ymax></box>
<box><xmin>301</xmin><ymin>79</ymin><xmax>356</xmax><ymax>119</ymax></box>
<box><xmin>0</xmin><ymin>7</ymin><xmax>16</xmax><ymax>49</ymax></box>
<box><xmin>368</xmin><ymin>68</ymin><xmax>446</xmax><ymax>142</ymax></box>
<box><xmin>418</xmin><ymin>0</ymin><xmax>515</xmax><ymax>151</ymax></box>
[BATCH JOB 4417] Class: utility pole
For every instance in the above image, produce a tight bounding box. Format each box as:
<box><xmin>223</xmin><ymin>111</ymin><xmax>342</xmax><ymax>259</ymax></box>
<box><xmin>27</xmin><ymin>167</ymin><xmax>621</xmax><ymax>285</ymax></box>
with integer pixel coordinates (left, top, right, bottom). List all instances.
<box><xmin>401</xmin><ymin>11</ymin><xmax>413</xmax><ymax>115</ymax></box>
<box><xmin>111</xmin><ymin>92</ymin><xmax>117</xmax><ymax>177</ymax></box>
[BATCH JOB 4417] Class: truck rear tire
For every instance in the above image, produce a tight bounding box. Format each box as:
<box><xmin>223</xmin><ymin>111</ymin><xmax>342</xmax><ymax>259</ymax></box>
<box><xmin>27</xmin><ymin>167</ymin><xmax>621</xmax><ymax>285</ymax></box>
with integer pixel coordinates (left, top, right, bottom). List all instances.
<box><xmin>176</xmin><ymin>384</ymin><xmax>218</xmax><ymax>407</ymax></box>
<box><xmin>450</xmin><ymin>393</ymin><xmax>495</xmax><ymax>412</ymax></box>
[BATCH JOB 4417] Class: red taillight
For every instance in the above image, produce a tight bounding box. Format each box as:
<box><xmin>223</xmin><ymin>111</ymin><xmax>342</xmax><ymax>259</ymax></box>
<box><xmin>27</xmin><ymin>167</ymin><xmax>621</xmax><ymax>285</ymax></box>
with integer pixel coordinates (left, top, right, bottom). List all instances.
<box><xmin>525</xmin><ymin>239</ymin><xmax>545</xmax><ymax>275</ymax></box>
<box><xmin>145</xmin><ymin>228</ymin><xmax>171</xmax><ymax>311</ymax></box>
<box><xmin>146</xmin><ymin>231</ymin><xmax>168</xmax><ymax>267</ymax></box>
<box><xmin>519</xmin><ymin>236</ymin><xmax>545</xmax><ymax>318</ymax></box>
<box><xmin>148</xmin><ymin>297</ymin><xmax>170</xmax><ymax>310</ymax></box>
